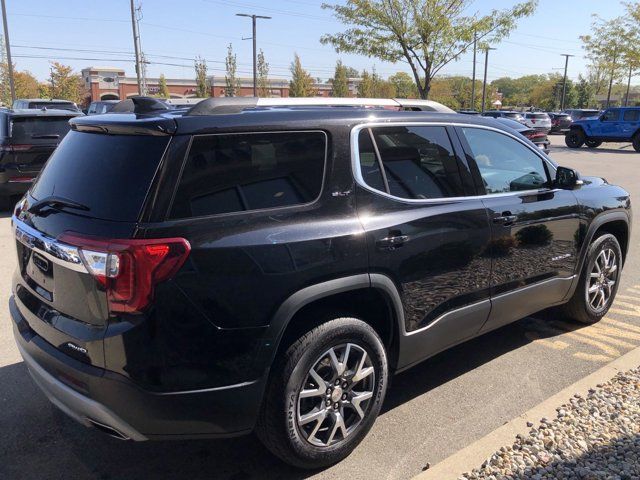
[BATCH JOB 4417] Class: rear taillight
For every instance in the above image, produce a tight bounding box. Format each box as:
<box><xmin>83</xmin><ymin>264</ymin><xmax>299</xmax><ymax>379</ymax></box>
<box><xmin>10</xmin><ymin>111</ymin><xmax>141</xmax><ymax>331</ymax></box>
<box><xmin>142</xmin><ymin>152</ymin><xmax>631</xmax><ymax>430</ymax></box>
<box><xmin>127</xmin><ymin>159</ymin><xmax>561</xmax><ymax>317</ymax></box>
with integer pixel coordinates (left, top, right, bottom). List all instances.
<box><xmin>0</xmin><ymin>144</ymin><xmax>33</xmax><ymax>152</ymax></box>
<box><xmin>60</xmin><ymin>234</ymin><xmax>191</xmax><ymax>314</ymax></box>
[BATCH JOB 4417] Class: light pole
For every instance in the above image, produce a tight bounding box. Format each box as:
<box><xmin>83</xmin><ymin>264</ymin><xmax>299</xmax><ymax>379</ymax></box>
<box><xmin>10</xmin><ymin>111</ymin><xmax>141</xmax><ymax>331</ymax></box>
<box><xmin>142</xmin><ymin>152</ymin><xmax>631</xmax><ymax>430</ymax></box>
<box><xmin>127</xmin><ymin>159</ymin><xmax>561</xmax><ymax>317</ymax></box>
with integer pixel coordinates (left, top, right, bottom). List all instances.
<box><xmin>481</xmin><ymin>47</ymin><xmax>496</xmax><ymax>113</ymax></box>
<box><xmin>560</xmin><ymin>54</ymin><xmax>574</xmax><ymax>111</ymax></box>
<box><xmin>1</xmin><ymin>0</ymin><xmax>15</xmax><ymax>104</ymax></box>
<box><xmin>130</xmin><ymin>0</ymin><xmax>143</xmax><ymax>95</ymax></box>
<box><xmin>471</xmin><ymin>31</ymin><xmax>477</xmax><ymax>110</ymax></box>
<box><xmin>236</xmin><ymin>13</ymin><xmax>271</xmax><ymax>97</ymax></box>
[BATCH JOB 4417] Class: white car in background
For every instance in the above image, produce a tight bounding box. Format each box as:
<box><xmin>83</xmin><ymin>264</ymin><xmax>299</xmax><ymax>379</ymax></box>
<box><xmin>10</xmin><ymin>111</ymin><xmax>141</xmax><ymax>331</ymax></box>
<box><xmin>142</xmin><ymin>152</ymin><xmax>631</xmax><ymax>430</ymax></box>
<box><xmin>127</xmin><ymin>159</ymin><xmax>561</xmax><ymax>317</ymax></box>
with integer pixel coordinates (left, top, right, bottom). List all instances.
<box><xmin>522</xmin><ymin>112</ymin><xmax>552</xmax><ymax>132</ymax></box>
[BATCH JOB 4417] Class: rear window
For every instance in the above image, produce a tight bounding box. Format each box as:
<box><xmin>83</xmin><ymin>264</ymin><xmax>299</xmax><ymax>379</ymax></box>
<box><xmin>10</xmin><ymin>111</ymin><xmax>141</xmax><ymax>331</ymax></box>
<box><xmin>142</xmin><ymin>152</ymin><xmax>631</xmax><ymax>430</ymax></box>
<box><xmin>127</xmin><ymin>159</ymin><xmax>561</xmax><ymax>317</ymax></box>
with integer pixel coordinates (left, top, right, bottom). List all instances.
<box><xmin>9</xmin><ymin>116</ymin><xmax>73</xmax><ymax>143</ymax></box>
<box><xmin>503</xmin><ymin>112</ymin><xmax>522</xmax><ymax>119</ymax></box>
<box><xmin>28</xmin><ymin>102</ymin><xmax>78</xmax><ymax>112</ymax></box>
<box><xmin>526</xmin><ymin>113</ymin><xmax>548</xmax><ymax>119</ymax></box>
<box><xmin>170</xmin><ymin>131</ymin><xmax>326</xmax><ymax>219</ymax></box>
<box><xmin>30</xmin><ymin>131</ymin><xmax>169</xmax><ymax>222</ymax></box>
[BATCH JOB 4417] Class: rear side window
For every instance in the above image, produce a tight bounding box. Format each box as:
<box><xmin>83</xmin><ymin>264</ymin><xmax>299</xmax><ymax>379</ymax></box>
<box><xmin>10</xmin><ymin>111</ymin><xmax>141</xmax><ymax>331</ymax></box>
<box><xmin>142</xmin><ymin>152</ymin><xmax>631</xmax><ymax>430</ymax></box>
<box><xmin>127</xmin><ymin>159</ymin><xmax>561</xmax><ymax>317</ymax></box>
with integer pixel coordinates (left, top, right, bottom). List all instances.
<box><xmin>357</xmin><ymin>125</ymin><xmax>467</xmax><ymax>199</ymax></box>
<box><xmin>170</xmin><ymin>131</ymin><xmax>326</xmax><ymax>219</ymax></box>
<box><xmin>10</xmin><ymin>117</ymin><xmax>73</xmax><ymax>143</ymax></box>
<box><xmin>30</xmin><ymin>131</ymin><xmax>169</xmax><ymax>222</ymax></box>
<box><xmin>623</xmin><ymin>110</ymin><xmax>640</xmax><ymax>122</ymax></box>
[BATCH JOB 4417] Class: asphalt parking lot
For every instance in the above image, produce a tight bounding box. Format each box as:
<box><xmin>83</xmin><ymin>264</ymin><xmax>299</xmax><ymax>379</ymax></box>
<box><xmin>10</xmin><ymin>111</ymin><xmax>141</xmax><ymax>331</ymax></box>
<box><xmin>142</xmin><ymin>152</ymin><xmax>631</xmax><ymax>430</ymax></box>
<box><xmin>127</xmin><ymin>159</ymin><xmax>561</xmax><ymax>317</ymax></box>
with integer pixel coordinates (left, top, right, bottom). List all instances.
<box><xmin>1</xmin><ymin>134</ymin><xmax>640</xmax><ymax>480</ymax></box>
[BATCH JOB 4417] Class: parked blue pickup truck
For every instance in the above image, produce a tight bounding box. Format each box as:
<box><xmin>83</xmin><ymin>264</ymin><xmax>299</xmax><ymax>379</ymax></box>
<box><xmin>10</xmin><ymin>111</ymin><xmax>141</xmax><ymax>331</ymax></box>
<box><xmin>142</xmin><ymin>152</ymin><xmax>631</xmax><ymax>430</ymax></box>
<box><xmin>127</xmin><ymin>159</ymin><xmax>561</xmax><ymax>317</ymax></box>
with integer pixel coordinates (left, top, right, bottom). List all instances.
<box><xmin>565</xmin><ymin>107</ymin><xmax>640</xmax><ymax>151</ymax></box>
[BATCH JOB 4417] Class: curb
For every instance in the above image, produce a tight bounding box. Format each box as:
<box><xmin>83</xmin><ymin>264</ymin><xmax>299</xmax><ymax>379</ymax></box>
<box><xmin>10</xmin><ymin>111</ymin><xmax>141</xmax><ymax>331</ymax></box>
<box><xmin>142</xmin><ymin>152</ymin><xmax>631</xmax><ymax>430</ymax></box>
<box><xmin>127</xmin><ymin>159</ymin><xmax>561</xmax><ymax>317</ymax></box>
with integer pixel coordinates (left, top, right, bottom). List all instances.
<box><xmin>413</xmin><ymin>344</ymin><xmax>640</xmax><ymax>480</ymax></box>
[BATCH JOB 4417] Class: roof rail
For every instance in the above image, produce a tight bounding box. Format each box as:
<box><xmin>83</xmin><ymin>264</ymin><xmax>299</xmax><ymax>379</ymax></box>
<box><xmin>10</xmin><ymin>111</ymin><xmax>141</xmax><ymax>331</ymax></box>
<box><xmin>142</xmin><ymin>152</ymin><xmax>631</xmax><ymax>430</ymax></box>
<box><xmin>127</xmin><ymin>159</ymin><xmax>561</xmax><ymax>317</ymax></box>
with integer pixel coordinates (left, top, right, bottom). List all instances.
<box><xmin>184</xmin><ymin>97</ymin><xmax>455</xmax><ymax>116</ymax></box>
<box><xmin>111</xmin><ymin>96</ymin><xmax>171</xmax><ymax>114</ymax></box>
<box><xmin>186</xmin><ymin>97</ymin><xmax>259</xmax><ymax>116</ymax></box>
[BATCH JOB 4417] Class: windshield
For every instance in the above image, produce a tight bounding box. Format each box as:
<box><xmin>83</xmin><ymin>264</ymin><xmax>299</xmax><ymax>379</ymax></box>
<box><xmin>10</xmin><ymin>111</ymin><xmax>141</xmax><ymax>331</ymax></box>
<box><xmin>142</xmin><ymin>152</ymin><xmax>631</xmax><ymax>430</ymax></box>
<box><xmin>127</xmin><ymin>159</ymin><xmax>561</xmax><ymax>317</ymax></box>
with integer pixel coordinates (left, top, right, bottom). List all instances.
<box><xmin>9</xmin><ymin>117</ymin><xmax>74</xmax><ymax>143</ymax></box>
<box><xmin>30</xmin><ymin>131</ymin><xmax>169</xmax><ymax>222</ymax></box>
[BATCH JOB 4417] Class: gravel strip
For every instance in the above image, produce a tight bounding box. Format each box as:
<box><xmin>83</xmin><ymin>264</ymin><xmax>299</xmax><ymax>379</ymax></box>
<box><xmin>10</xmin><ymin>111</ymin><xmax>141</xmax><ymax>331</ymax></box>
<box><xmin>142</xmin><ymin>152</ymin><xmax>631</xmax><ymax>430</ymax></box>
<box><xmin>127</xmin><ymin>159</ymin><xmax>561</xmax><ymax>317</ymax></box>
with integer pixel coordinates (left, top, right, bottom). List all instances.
<box><xmin>460</xmin><ymin>366</ymin><xmax>640</xmax><ymax>480</ymax></box>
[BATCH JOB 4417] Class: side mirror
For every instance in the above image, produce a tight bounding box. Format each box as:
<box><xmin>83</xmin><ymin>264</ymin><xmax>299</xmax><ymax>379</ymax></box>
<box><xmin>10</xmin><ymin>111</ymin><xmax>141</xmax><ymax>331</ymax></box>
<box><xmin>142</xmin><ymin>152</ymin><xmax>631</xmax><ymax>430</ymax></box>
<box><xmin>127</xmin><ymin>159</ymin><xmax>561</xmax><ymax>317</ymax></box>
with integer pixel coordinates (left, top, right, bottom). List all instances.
<box><xmin>556</xmin><ymin>166</ymin><xmax>583</xmax><ymax>190</ymax></box>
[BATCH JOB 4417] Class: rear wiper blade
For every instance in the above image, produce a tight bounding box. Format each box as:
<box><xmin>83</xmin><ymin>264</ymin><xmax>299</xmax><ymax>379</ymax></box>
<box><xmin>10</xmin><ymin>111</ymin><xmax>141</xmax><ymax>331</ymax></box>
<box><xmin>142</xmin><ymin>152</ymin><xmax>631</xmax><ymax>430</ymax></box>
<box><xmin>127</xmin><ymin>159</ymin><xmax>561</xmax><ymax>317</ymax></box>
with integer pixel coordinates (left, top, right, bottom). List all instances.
<box><xmin>31</xmin><ymin>134</ymin><xmax>60</xmax><ymax>139</ymax></box>
<box><xmin>28</xmin><ymin>196</ymin><xmax>91</xmax><ymax>215</ymax></box>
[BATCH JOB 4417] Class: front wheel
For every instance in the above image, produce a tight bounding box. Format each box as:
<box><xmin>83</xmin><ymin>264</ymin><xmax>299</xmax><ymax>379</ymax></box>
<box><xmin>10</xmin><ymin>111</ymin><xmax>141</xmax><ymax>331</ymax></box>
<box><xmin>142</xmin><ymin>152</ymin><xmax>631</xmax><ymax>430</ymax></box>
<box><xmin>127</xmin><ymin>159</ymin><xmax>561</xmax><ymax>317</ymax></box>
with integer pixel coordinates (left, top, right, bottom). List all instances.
<box><xmin>585</xmin><ymin>139</ymin><xmax>602</xmax><ymax>148</ymax></box>
<box><xmin>256</xmin><ymin>317</ymin><xmax>388</xmax><ymax>469</ymax></box>
<box><xmin>562</xmin><ymin>233</ymin><xmax>622</xmax><ymax>324</ymax></box>
<box><xmin>565</xmin><ymin>129</ymin><xmax>585</xmax><ymax>148</ymax></box>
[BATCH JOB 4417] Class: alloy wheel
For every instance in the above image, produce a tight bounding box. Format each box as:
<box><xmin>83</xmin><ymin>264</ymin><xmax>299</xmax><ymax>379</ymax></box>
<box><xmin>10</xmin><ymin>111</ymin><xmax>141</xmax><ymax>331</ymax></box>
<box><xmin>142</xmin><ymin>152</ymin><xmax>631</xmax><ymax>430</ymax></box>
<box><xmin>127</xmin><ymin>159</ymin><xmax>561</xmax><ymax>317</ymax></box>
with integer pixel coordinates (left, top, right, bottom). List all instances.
<box><xmin>587</xmin><ymin>248</ymin><xmax>618</xmax><ymax>312</ymax></box>
<box><xmin>296</xmin><ymin>343</ymin><xmax>375</xmax><ymax>447</ymax></box>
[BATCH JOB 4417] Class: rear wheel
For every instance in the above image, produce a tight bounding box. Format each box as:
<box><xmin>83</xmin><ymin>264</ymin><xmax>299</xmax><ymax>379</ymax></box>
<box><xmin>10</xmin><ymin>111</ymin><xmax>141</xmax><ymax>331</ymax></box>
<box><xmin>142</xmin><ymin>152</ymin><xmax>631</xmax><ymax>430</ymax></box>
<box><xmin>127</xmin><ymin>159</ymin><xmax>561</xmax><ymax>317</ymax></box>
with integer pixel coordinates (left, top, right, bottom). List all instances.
<box><xmin>562</xmin><ymin>233</ymin><xmax>622</xmax><ymax>324</ymax></box>
<box><xmin>256</xmin><ymin>317</ymin><xmax>388</xmax><ymax>469</ymax></box>
<box><xmin>585</xmin><ymin>139</ymin><xmax>602</xmax><ymax>148</ymax></box>
<box><xmin>565</xmin><ymin>129</ymin><xmax>585</xmax><ymax>148</ymax></box>
<box><xmin>632</xmin><ymin>134</ymin><xmax>640</xmax><ymax>152</ymax></box>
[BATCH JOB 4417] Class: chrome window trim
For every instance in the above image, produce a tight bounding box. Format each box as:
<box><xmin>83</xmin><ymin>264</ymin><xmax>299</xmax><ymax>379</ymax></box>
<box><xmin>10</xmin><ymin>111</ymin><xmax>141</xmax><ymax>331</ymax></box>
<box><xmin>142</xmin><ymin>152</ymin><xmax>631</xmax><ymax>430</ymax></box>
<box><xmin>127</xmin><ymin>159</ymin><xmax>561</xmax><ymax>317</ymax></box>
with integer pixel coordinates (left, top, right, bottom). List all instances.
<box><xmin>13</xmin><ymin>217</ymin><xmax>88</xmax><ymax>273</ymax></box>
<box><xmin>350</xmin><ymin>121</ymin><xmax>558</xmax><ymax>204</ymax></box>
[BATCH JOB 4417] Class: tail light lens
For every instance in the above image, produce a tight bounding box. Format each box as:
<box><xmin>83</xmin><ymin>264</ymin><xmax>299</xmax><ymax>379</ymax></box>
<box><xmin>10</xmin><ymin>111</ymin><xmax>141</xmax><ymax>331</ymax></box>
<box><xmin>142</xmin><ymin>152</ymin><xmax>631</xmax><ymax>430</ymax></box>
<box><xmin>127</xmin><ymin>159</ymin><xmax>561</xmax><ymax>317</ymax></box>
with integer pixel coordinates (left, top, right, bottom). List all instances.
<box><xmin>60</xmin><ymin>234</ymin><xmax>191</xmax><ymax>314</ymax></box>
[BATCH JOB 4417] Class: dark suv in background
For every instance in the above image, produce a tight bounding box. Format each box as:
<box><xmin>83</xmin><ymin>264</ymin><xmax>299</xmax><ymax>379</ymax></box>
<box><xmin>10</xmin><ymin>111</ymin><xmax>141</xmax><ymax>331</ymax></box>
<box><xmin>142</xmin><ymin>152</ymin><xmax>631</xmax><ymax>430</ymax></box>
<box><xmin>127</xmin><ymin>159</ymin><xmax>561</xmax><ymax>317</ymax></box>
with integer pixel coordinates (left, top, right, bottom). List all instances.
<box><xmin>0</xmin><ymin>108</ymin><xmax>82</xmax><ymax>206</ymax></box>
<box><xmin>12</xmin><ymin>98</ymin><xmax>81</xmax><ymax>112</ymax></box>
<box><xmin>11</xmin><ymin>97</ymin><xmax>631</xmax><ymax>469</ymax></box>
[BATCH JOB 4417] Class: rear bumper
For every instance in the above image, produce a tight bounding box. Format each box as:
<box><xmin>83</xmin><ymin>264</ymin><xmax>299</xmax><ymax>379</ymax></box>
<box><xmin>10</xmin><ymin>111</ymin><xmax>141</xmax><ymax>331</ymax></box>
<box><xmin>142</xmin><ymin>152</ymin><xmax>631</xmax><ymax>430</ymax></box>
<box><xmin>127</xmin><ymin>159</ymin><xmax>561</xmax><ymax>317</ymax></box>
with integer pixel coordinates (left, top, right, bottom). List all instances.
<box><xmin>11</xmin><ymin>295</ymin><xmax>266</xmax><ymax>440</ymax></box>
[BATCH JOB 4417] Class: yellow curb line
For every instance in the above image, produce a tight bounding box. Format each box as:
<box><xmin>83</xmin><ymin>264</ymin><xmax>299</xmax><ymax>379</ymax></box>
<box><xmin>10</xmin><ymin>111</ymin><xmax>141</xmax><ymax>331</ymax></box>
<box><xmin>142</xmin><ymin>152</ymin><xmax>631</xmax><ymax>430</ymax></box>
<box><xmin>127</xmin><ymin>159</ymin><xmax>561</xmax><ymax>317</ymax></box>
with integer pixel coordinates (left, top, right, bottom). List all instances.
<box><xmin>413</xmin><ymin>344</ymin><xmax>640</xmax><ymax>480</ymax></box>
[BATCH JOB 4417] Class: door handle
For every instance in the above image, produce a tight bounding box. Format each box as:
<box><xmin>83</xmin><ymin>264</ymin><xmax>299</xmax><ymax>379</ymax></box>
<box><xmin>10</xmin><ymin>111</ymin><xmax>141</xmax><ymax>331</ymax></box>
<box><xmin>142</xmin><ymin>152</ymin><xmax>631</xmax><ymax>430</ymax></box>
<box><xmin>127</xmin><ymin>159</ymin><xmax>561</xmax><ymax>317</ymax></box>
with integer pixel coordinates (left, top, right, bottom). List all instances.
<box><xmin>376</xmin><ymin>234</ymin><xmax>409</xmax><ymax>250</ymax></box>
<box><xmin>493</xmin><ymin>212</ymin><xmax>518</xmax><ymax>226</ymax></box>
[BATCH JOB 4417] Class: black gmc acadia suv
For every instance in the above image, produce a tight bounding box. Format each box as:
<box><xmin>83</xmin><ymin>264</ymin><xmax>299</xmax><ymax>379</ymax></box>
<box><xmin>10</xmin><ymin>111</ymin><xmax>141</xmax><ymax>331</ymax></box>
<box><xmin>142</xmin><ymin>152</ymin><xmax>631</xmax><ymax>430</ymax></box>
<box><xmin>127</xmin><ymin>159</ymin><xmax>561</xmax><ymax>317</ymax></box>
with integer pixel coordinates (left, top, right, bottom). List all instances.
<box><xmin>10</xmin><ymin>97</ymin><xmax>631</xmax><ymax>469</ymax></box>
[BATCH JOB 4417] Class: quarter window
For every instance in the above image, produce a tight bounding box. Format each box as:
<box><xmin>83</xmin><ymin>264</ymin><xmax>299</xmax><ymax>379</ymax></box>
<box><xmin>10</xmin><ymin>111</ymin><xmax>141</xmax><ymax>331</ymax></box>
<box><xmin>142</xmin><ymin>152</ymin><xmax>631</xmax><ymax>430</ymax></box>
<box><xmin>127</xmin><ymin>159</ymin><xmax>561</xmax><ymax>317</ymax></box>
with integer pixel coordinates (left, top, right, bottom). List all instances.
<box><xmin>170</xmin><ymin>131</ymin><xmax>326</xmax><ymax>218</ymax></box>
<box><xmin>358</xmin><ymin>126</ymin><xmax>467</xmax><ymax>199</ymax></box>
<box><xmin>461</xmin><ymin>127</ymin><xmax>550</xmax><ymax>194</ymax></box>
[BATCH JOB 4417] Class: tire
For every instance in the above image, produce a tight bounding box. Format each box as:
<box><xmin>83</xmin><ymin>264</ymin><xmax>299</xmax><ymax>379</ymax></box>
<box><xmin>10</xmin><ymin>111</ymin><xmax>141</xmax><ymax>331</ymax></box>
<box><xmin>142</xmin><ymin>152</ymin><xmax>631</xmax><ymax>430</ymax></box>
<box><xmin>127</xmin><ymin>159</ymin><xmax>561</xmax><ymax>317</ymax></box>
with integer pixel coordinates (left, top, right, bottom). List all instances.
<box><xmin>585</xmin><ymin>139</ymin><xmax>602</xmax><ymax>148</ymax></box>
<box><xmin>256</xmin><ymin>317</ymin><xmax>388</xmax><ymax>469</ymax></box>
<box><xmin>632</xmin><ymin>134</ymin><xmax>640</xmax><ymax>152</ymax></box>
<box><xmin>562</xmin><ymin>233</ymin><xmax>622</xmax><ymax>324</ymax></box>
<box><xmin>565</xmin><ymin>129</ymin><xmax>585</xmax><ymax>148</ymax></box>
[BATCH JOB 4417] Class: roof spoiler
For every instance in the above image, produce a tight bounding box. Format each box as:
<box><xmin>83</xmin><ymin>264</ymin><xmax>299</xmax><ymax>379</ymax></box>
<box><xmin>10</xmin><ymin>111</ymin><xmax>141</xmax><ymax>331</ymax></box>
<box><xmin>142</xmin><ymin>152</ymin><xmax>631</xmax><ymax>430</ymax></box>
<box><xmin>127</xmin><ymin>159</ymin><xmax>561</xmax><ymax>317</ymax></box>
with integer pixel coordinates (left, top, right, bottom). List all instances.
<box><xmin>186</xmin><ymin>97</ymin><xmax>259</xmax><ymax>116</ymax></box>
<box><xmin>111</xmin><ymin>96</ymin><xmax>171</xmax><ymax>114</ymax></box>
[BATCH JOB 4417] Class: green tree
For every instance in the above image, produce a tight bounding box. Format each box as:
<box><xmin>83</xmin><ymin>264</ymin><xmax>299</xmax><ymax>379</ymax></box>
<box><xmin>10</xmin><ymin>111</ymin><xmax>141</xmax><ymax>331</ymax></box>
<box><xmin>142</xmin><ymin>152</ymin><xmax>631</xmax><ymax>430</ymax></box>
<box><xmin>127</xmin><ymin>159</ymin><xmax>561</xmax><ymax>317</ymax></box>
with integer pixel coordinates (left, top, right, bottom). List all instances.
<box><xmin>47</xmin><ymin>62</ymin><xmax>84</xmax><ymax>103</ymax></box>
<box><xmin>14</xmin><ymin>71</ymin><xmax>39</xmax><ymax>99</ymax></box>
<box><xmin>356</xmin><ymin>68</ymin><xmax>394</xmax><ymax>98</ymax></box>
<box><xmin>289</xmin><ymin>53</ymin><xmax>315</xmax><ymax>97</ymax></box>
<box><xmin>581</xmin><ymin>15</ymin><xmax>628</xmax><ymax>107</ymax></box>
<box><xmin>575</xmin><ymin>75</ymin><xmax>594</xmax><ymax>108</ymax></box>
<box><xmin>224</xmin><ymin>44</ymin><xmax>240</xmax><ymax>97</ymax></box>
<box><xmin>157</xmin><ymin>73</ymin><xmax>169</xmax><ymax>98</ymax></box>
<box><xmin>194</xmin><ymin>56</ymin><xmax>209</xmax><ymax>98</ymax></box>
<box><xmin>257</xmin><ymin>49</ymin><xmax>270</xmax><ymax>97</ymax></box>
<box><xmin>321</xmin><ymin>0</ymin><xmax>537</xmax><ymax>99</ymax></box>
<box><xmin>331</xmin><ymin>60</ymin><xmax>350</xmax><ymax>97</ymax></box>
<box><xmin>388</xmin><ymin>71</ymin><xmax>417</xmax><ymax>98</ymax></box>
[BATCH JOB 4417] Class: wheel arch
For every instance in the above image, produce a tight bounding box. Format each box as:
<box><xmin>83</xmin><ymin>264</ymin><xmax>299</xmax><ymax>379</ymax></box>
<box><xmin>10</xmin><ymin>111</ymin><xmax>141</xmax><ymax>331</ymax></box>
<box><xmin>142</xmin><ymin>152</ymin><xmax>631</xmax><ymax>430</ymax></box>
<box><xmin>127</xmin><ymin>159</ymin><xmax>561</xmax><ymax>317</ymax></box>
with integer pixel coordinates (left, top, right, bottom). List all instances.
<box><xmin>261</xmin><ymin>274</ymin><xmax>404</xmax><ymax>372</ymax></box>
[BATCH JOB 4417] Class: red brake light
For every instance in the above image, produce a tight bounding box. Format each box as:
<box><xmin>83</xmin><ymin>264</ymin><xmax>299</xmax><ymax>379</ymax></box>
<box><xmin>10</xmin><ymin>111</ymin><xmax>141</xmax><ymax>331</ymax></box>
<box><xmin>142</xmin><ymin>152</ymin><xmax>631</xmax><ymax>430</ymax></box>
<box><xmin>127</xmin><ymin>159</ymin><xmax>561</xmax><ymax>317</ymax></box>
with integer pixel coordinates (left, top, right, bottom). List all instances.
<box><xmin>60</xmin><ymin>234</ymin><xmax>191</xmax><ymax>314</ymax></box>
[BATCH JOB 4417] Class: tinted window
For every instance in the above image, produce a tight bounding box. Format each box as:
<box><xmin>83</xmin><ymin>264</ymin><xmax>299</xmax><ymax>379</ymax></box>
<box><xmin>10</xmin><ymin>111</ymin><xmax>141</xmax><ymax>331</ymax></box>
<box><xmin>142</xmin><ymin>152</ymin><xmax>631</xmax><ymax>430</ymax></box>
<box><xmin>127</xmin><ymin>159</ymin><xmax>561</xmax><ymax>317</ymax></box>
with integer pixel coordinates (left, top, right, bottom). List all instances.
<box><xmin>461</xmin><ymin>127</ymin><xmax>549</xmax><ymax>194</ymax></box>
<box><xmin>359</xmin><ymin>126</ymin><xmax>466</xmax><ymax>199</ymax></box>
<box><xmin>526</xmin><ymin>113</ymin><xmax>548</xmax><ymax>119</ymax></box>
<box><xmin>9</xmin><ymin>116</ymin><xmax>73</xmax><ymax>143</ymax></box>
<box><xmin>623</xmin><ymin>109</ymin><xmax>640</xmax><ymax>122</ymax></box>
<box><xmin>170</xmin><ymin>131</ymin><xmax>326</xmax><ymax>218</ymax></box>
<box><xmin>30</xmin><ymin>131</ymin><xmax>169</xmax><ymax>222</ymax></box>
<box><xmin>602</xmin><ymin>109</ymin><xmax>619</xmax><ymax>121</ymax></box>
<box><xmin>27</xmin><ymin>101</ymin><xmax>78</xmax><ymax>112</ymax></box>
<box><xmin>503</xmin><ymin>112</ymin><xmax>522</xmax><ymax>119</ymax></box>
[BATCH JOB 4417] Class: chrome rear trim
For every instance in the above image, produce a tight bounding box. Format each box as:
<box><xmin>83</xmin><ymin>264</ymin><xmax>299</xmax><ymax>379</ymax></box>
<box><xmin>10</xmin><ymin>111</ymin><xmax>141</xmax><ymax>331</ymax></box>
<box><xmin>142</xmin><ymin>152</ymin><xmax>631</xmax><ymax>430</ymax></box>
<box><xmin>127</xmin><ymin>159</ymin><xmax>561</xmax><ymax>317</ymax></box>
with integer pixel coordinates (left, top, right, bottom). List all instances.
<box><xmin>13</xmin><ymin>216</ymin><xmax>88</xmax><ymax>273</ymax></box>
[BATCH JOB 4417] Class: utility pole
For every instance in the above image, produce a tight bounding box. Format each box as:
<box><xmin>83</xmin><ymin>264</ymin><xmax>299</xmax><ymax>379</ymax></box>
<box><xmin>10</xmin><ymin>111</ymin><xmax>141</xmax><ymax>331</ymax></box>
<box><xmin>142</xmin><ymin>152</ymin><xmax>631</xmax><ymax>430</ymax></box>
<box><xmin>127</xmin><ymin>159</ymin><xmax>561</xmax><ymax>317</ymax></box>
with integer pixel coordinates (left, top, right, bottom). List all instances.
<box><xmin>625</xmin><ymin>64</ymin><xmax>634</xmax><ymax>107</ymax></box>
<box><xmin>130</xmin><ymin>0</ymin><xmax>143</xmax><ymax>95</ymax></box>
<box><xmin>560</xmin><ymin>54</ymin><xmax>574</xmax><ymax>111</ymax></box>
<box><xmin>481</xmin><ymin>47</ymin><xmax>495</xmax><ymax>113</ymax></box>
<box><xmin>236</xmin><ymin>13</ymin><xmax>271</xmax><ymax>97</ymax></box>
<box><xmin>606</xmin><ymin>44</ymin><xmax>618</xmax><ymax>108</ymax></box>
<box><xmin>471</xmin><ymin>32</ymin><xmax>477</xmax><ymax>110</ymax></box>
<box><xmin>1</xmin><ymin>0</ymin><xmax>15</xmax><ymax>105</ymax></box>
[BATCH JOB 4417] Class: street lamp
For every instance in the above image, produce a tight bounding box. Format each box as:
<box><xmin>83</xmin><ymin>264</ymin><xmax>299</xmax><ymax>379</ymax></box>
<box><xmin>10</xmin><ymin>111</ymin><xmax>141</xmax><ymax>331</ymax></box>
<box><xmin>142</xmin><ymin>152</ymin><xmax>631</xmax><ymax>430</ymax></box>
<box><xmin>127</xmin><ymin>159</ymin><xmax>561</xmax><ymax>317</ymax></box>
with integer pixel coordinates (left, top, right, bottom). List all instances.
<box><xmin>236</xmin><ymin>13</ymin><xmax>271</xmax><ymax>97</ymax></box>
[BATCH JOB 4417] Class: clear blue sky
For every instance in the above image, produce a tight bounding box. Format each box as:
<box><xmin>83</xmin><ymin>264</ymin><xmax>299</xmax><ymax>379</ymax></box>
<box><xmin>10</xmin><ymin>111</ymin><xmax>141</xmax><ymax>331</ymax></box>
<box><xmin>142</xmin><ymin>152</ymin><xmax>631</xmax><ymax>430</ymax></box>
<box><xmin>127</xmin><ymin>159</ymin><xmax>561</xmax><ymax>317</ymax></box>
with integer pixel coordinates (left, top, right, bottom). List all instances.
<box><xmin>5</xmin><ymin>0</ymin><xmax>631</xmax><ymax>83</ymax></box>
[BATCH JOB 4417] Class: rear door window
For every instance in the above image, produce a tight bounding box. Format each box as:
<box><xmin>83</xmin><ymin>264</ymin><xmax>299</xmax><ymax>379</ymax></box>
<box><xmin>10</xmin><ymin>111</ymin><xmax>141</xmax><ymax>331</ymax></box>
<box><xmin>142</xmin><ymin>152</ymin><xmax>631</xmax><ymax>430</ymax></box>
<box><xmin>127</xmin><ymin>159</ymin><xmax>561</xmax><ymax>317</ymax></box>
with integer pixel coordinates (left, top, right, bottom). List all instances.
<box><xmin>623</xmin><ymin>109</ymin><xmax>640</xmax><ymax>122</ymax></box>
<box><xmin>357</xmin><ymin>125</ymin><xmax>468</xmax><ymax>199</ymax></box>
<box><xmin>30</xmin><ymin>131</ymin><xmax>169</xmax><ymax>222</ymax></box>
<box><xmin>169</xmin><ymin>131</ymin><xmax>326</xmax><ymax>219</ymax></box>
